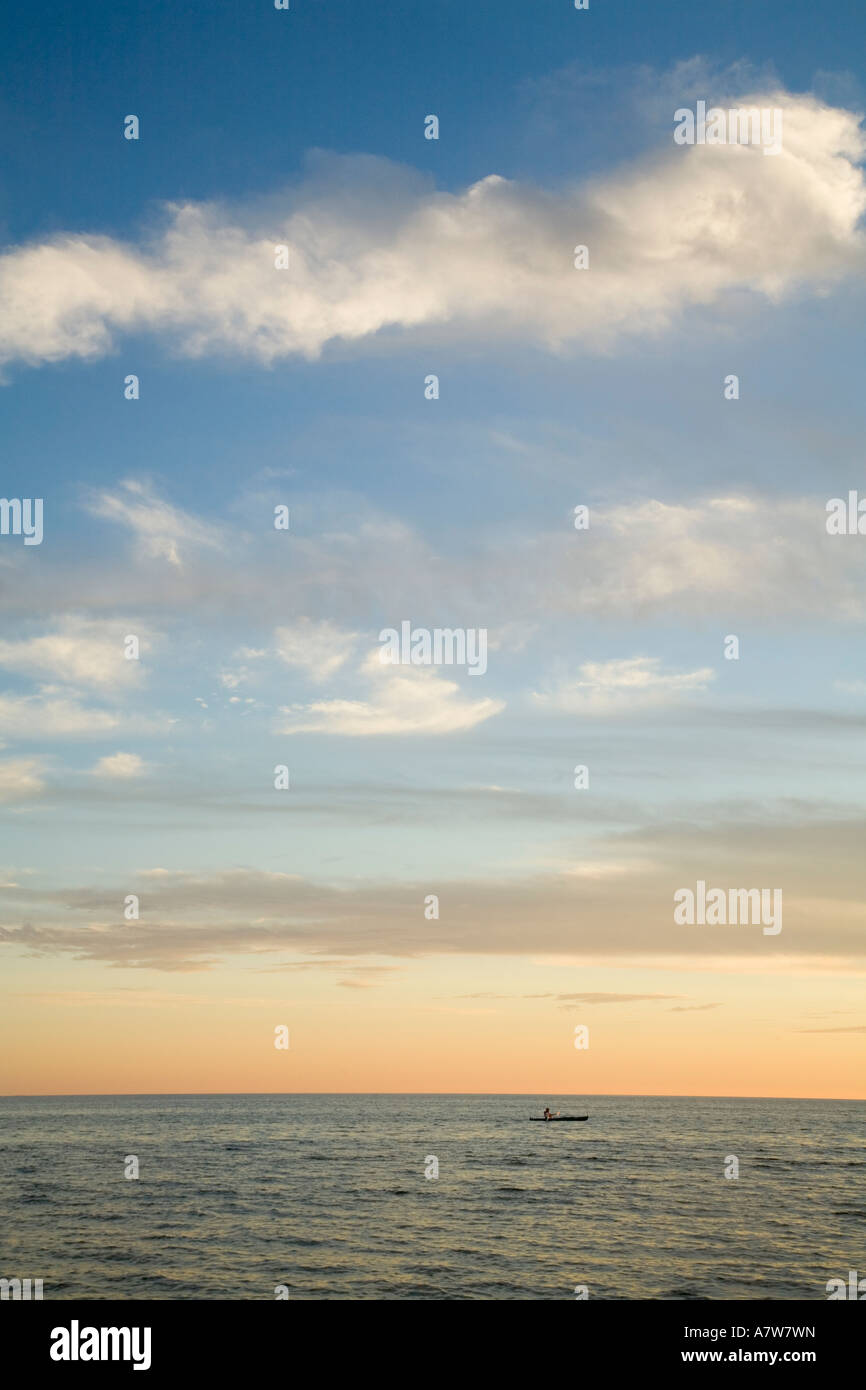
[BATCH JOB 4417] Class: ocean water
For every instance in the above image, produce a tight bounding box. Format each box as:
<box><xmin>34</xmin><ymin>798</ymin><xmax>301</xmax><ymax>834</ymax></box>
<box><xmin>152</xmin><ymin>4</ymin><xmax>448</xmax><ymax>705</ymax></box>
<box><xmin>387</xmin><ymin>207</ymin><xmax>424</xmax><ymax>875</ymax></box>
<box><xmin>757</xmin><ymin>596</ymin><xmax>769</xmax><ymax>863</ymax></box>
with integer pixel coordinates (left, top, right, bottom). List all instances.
<box><xmin>0</xmin><ymin>1094</ymin><xmax>862</xmax><ymax>1300</ymax></box>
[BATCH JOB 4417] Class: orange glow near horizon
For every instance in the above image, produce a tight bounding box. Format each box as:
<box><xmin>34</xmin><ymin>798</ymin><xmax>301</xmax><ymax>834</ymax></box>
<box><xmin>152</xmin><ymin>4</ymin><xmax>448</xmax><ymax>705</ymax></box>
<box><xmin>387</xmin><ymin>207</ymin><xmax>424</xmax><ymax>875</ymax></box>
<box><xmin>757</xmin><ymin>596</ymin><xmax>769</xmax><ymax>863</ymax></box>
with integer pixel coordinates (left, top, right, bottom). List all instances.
<box><xmin>2</xmin><ymin>953</ymin><xmax>863</xmax><ymax>1099</ymax></box>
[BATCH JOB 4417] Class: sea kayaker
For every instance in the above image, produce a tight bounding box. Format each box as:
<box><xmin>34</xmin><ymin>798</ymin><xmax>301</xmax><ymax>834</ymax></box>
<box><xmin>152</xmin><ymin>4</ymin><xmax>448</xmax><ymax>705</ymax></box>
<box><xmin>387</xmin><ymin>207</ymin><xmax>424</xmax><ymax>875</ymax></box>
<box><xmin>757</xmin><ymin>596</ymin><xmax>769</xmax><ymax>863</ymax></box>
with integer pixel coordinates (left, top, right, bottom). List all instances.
<box><xmin>543</xmin><ymin>1106</ymin><xmax>551</xmax><ymax>1120</ymax></box>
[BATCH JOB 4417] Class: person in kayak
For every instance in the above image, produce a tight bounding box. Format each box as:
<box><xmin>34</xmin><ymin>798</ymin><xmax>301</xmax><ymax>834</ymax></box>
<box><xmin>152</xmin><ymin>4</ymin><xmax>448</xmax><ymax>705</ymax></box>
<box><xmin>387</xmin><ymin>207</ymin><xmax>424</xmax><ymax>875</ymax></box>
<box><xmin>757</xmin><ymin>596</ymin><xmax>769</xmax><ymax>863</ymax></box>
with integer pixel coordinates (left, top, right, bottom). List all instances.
<box><xmin>543</xmin><ymin>1106</ymin><xmax>552</xmax><ymax>1120</ymax></box>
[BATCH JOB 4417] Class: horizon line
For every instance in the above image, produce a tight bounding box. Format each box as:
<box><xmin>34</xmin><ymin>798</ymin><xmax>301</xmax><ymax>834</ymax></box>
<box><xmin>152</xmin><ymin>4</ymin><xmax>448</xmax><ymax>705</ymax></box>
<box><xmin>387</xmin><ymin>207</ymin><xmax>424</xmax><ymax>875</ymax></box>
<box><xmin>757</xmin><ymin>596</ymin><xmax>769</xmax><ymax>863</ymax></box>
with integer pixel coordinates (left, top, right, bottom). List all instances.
<box><xmin>1</xmin><ymin>1090</ymin><xmax>863</xmax><ymax>1102</ymax></box>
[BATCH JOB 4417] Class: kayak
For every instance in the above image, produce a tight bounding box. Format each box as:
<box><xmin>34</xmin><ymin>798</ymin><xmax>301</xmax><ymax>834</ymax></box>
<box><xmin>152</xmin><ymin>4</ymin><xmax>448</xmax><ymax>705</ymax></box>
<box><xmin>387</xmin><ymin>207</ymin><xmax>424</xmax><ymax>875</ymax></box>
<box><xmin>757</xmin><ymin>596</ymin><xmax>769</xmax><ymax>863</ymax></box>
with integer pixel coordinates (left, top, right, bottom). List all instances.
<box><xmin>530</xmin><ymin>1116</ymin><xmax>588</xmax><ymax>1122</ymax></box>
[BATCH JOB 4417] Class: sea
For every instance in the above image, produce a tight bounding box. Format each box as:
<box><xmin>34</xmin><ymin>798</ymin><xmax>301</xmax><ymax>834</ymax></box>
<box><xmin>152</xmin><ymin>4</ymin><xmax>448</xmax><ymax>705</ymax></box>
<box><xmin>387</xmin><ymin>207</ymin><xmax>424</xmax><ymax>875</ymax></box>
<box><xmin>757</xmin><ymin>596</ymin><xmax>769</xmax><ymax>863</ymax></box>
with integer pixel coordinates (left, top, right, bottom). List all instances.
<box><xmin>1</xmin><ymin>1094</ymin><xmax>862</xmax><ymax>1300</ymax></box>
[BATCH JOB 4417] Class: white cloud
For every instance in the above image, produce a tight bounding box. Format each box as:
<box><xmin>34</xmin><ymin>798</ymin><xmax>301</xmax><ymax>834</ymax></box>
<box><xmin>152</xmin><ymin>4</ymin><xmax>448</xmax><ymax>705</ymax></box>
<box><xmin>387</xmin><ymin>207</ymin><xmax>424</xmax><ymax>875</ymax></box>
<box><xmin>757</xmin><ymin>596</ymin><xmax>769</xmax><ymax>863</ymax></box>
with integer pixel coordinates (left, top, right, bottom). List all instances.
<box><xmin>0</xmin><ymin>758</ymin><xmax>44</xmax><ymax>801</ymax></box>
<box><xmin>90</xmin><ymin>752</ymin><xmax>147</xmax><ymax>779</ymax></box>
<box><xmin>218</xmin><ymin>669</ymin><xmax>249</xmax><ymax>690</ymax></box>
<box><xmin>2</xmin><ymin>485</ymin><xmax>861</xmax><ymax>632</ymax></box>
<box><xmin>88</xmin><ymin>479</ymin><xmax>225</xmax><ymax>567</ymax></box>
<box><xmin>555</xmin><ymin>494</ymin><xmax>866</xmax><ymax>621</ymax></box>
<box><xmin>0</xmin><ymin>616</ymin><xmax>146</xmax><ymax>690</ymax></box>
<box><xmin>0</xmin><ymin>691</ymin><xmax>165</xmax><ymax>740</ymax></box>
<box><xmin>276</xmin><ymin>651</ymin><xmax>504</xmax><ymax>736</ymax></box>
<box><xmin>0</xmin><ymin>92</ymin><xmax>863</xmax><ymax>368</ymax></box>
<box><xmin>274</xmin><ymin>619</ymin><xmax>358</xmax><ymax>680</ymax></box>
<box><xmin>534</xmin><ymin>656</ymin><xmax>716</xmax><ymax>714</ymax></box>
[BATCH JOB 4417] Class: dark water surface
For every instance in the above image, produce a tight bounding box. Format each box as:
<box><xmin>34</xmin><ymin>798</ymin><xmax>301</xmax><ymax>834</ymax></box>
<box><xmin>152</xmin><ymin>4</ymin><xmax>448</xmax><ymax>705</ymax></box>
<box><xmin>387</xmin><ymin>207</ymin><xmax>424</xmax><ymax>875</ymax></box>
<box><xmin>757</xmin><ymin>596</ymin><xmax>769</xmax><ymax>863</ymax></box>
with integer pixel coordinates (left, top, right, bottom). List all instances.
<box><xmin>1</xmin><ymin>1094</ymin><xmax>862</xmax><ymax>1299</ymax></box>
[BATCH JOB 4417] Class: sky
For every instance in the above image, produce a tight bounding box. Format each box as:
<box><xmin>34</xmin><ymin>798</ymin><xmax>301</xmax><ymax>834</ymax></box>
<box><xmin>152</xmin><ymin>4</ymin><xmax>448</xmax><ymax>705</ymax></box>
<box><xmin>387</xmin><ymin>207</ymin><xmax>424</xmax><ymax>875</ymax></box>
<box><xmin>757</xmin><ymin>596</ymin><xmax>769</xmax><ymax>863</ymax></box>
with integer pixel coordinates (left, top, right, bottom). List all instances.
<box><xmin>1</xmin><ymin>0</ymin><xmax>865</xmax><ymax>1097</ymax></box>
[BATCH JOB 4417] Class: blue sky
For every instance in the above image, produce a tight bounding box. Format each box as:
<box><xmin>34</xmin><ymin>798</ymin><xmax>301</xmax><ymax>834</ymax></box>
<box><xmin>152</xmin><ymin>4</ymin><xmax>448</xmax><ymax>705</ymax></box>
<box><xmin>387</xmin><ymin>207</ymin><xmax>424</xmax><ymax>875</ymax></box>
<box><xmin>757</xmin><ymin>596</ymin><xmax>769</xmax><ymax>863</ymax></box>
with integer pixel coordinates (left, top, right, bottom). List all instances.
<box><xmin>1</xmin><ymin>1</ymin><xmax>865</xmax><ymax>1094</ymax></box>
<box><xmin>3</xmin><ymin>0</ymin><xmax>865</xmax><ymax>236</ymax></box>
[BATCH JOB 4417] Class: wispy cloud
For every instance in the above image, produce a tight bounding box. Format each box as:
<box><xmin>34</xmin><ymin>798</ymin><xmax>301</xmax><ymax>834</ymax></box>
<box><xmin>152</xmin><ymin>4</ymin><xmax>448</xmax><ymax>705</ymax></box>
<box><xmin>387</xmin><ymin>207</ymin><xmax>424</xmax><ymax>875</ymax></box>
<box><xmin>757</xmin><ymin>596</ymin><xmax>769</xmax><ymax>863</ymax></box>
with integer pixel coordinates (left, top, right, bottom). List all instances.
<box><xmin>88</xmin><ymin>479</ymin><xmax>225</xmax><ymax>568</ymax></box>
<box><xmin>274</xmin><ymin>619</ymin><xmax>359</xmax><ymax>681</ymax></box>
<box><xmin>3</xmin><ymin>488</ymin><xmax>865</xmax><ymax>628</ymax></box>
<box><xmin>533</xmin><ymin>656</ymin><xmax>716</xmax><ymax>715</ymax></box>
<box><xmin>0</xmin><ymin>757</ymin><xmax>44</xmax><ymax>802</ymax></box>
<box><xmin>0</xmin><ymin>691</ymin><xmax>166</xmax><ymax>740</ymax></box>
<box><xmin>797</xmin><ymin>1024</ymin><xmax>866</xmax><ymax>1033</ymax></box>
<box><xmin>522</xmin><ymin>991</ymin><xmax>686</xmax><ymax>1005</ymax></box>
<box><xmin>90</xmin><ymin>752</ymin><xmax>147</xmax><ymax>779</ymax></box>
<box><xmin>2</xmin><ymin>813</ymin><xmax>864</xmax><ymax>970</ymax></box>
<box><xmin>0</xmin><ymin>616</ymin><xmax>147</xmax><ymax>690</ymax></box>
<box><xmin>276</xmin><ymin>651</ymin><xmax>504</xmax><ymax>736</ymax></box>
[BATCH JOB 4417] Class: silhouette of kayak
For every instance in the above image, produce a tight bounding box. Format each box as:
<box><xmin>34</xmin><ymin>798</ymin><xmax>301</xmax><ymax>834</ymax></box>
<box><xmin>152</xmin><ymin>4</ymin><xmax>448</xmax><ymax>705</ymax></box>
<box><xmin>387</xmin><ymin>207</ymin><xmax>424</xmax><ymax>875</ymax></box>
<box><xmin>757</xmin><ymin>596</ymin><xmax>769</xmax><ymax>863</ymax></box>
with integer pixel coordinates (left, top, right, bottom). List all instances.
<box><xmin>530</xmin><ymin>1116</ymin><xmax>588</xmax><ymax>1122</ymax></box>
